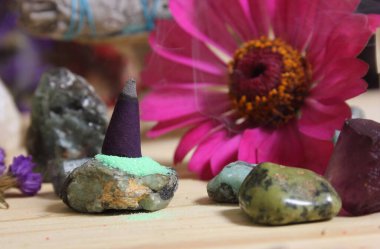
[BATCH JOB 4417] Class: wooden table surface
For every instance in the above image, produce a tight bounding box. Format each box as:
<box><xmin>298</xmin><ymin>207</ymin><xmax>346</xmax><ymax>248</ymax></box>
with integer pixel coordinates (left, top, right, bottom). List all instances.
<box><xmin>2</xmin><ymin>90</ymin><xmax>380</xmax><ymax>249</ymax></box>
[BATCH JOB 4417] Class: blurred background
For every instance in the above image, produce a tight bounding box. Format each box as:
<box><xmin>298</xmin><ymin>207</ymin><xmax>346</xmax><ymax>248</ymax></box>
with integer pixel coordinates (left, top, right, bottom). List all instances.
<box><xmin>0</xmin><ymin>0</ymin><xmax>155</xmax><ymax>111</ymax></box>
<box><xmin>0</xmin><ymin>0</ymin><xmax>380</xmax><ymax>112</ymax></box>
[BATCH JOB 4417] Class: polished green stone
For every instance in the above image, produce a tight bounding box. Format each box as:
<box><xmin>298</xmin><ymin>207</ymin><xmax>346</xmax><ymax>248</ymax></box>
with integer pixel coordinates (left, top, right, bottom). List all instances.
<box><xmin>238</xmin><ymin>162</ymin><xmax>341</xmax><ymax>225</ymax></box>
<box><xmin>207</xmin><ymin>161</ymin><xmax>256</xmax><ymax>203</ymax></box>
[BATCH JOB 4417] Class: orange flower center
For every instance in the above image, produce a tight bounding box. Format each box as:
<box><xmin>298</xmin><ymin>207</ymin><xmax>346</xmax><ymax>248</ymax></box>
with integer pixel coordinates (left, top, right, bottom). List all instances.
<box><xmin>228</xmin><ymin>37</ymin><xmax>311</xmax><ymax>128</ymax></box>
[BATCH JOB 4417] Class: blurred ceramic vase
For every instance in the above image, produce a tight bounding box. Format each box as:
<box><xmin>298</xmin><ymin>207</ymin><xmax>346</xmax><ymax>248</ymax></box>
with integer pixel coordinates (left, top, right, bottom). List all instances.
<box><xmin>0</xmin><ymin>78</ymin><xmax>22</xmax><ymax>153</ymax></box>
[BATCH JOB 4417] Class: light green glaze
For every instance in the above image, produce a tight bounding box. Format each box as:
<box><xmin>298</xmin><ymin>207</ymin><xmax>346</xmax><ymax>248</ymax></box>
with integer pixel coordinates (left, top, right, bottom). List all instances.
<box><xmin>125</xmin><ymin>211</ymin><xmax>169</xmax><ymax>221</ymax></box>
<box><xmin>239</xmin><ymin>162</ymin><xmax>342</xmax><ymax>226</ymax></box>
<box><xmin>95</xmin><ymin>154</ymin><xmax>171</xmax><ymax>176</ymax></box>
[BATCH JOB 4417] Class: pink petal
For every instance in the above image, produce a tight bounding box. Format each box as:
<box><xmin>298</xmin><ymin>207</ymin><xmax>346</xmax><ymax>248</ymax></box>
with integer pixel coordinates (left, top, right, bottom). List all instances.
<box><xmin>239</xmin><ymin>124</ymin><xmax>304</xmax><ymax>166</ymax></box>
<box><xmin>210</xmin><ymin>134</ymin><xmax>241</xmax><ymax>175</ymax></box>
<box><xmin>141</xmin><ymin>85</ymin><xmax>230</xmax><ymax>121</ymax></box>
<box><xmin>307</xmin><ymin>10</ymin><xmax>371</xmax><ymax>68</ymax></box>
<box><xmin>149</xmin><ymin>35</ymin><xmax>225</xmax><ymax>76</ymax></box>
<box><xmin>312</xmin><ymin>58</ymin><xmax>368</xmax><ymax>84</ymax></box>
<box><xmin>142</xmin><ymin>52</ymin><xmax>227</xmax><ymax>87</ymax></box>
<box><xmin>188</xmin><ymin>130</ymin><xmax>227</xmax><ymax>180</ymax></box>
<box><xmin>238</xmin><ymin>123</ymin><xmax>333</xmax><ymax>174</ymax></box>
<box><xmin>272</xmin><ymin>0</ymin><xmax>318</xmax><ymax>51</ymax></box>
<box><xmin>310</xmin><ymin>58</ymin><xmax>368</xmax><ymax>103</ymax></box>
<box><xmin>174</xmin><ymin>121</ymin><xmax>218</xmax><ymax>164</ymax></box>
<box><xmin>147</xmin><ymin>114</ymin><xmax>207</xmax><ymax>138</ymax></box>
<box><xmin>243</xmin><ymin>123</ymin><xmax>303</xmax><ymax>166</ymax></box>
<box><xmin>272</xmin><ymin>0</ymin><xmax>359</xmax><ymax>52</ymax></box>
<box><xmin>170</xmin><ymin>0</ymin><xmax>238</xmax><ymax>55</ymax></box>
<box><xmin>298</xmin><ymin>99</ymin><xmax>351</xmax><ymax>140</ymax></box>
<box><xmin>258</xmin><ymin>124</ymin><xmax>304</xmax><ymax>166</ymax></box>
<box><xmin>241</xmin><ymin>0</ymin><xmax>272</xmax><ymax>38</ymax></box>
<box><xmin>200</xmin><ymin>1</ymin><xmax>256</xmax><ymax>41</ymax></box>
<box><xmin>307</xmin><ymin>12</ymin><xmax>346</xmax><ymax>67</ymax></box>
<box><xmin>323</xmin><ymin>14</ymin><xmax>372</xmax><ymax>62</ymax></box>
<box><xmin>149</xmin><ymin>19</ymin><xmax>226</xmax><ymax>74</ymax></box>
<box><xmin>323</xmin><ymin>0</ymin><xmax>360</xmax><ymax>11</ymax></box>
<box><xmin>310</xmin><ymin>78</ymin><xmax>367</xmax><ymax>103</ymax></box>
<box><xmin>238</xmin><ymin>128</ymin><xmax>270</xmax><ymax>163</ymax></box>
<box><xmin>300</xmin><ymin>135</ymin><xmax>334</xmax><ymax>174</ymax></box>
<box><xmin>368</xmin><ymin>14</ymin><xmax>380</xmax><ymax>32</ymax></box>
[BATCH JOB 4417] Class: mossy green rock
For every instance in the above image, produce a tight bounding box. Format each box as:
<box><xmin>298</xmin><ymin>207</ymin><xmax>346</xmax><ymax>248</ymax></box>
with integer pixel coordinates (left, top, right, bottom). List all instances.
<box><xmin>239</xmin><ymin>162</ymin><xmax>341</xmax><ymax>226</ymax></box>
<box><xmin>60</xmin><ymin>159</ymin><xmax>178</xmax><ymax>213</ymax></box>
<box><xmin>48</xmin><ymin>158</ymin><xmax>90</xmax><ymax>196</ymax></box>
<box><xmin>207</xmin><ymin>161</ymin><xmax>256</xmax><ymax>203</ymax></box>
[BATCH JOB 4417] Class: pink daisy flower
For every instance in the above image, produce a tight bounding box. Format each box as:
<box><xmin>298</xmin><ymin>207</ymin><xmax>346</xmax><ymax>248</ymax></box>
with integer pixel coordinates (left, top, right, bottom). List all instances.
<box><xmin>141</xmin><ymin>0</ymin><xmax>379</xmax><ymax>179</ymax></box>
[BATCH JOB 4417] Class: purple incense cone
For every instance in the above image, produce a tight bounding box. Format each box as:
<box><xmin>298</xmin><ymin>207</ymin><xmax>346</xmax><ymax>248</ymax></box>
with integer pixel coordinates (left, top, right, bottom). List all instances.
<box><xmin>102</xmin><ymin>79</ymin><xmax>142</xmax><ymax>158</ymax></box>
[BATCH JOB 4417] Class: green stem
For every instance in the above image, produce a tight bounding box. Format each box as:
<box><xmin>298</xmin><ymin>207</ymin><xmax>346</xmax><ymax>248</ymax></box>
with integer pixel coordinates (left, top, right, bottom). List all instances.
<box><xmin>0</xmin><ymin>175</ymin><xmax>17</xmax><ymax>191</ymax></box>
<box><xmin>0</xmin><ymin>175</ymin><xmax>17</xmax><ymax>209</ymax></box>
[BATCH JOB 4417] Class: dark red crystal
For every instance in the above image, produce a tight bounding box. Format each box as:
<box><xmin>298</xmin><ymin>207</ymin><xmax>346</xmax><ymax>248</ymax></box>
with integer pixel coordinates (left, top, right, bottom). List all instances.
<box><xmin>325</xmin><ymin>118</ymin><xmax>380</xmax><ymax>216</ymax></box>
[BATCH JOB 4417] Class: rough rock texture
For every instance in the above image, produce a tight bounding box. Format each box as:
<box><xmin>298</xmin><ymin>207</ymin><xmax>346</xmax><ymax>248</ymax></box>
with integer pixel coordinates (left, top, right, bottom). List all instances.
<box><xmin>239</xmin><ymin>162</ymin><xmax>341</xmax><ymax>226</ymax></box>
<box><xmin>326</xmin><ymin>119</ymin><xmax>380</xmax><ymax>216</ymax></box>
<box><xmin>0</xmin><ymin>78</ymin><xmax>22</xmax><ymax>154</ymax></box>
<box><xmin>207</xmin><ymin>161</ymin><xmax>256</xmax><ymax>203</ymax></box>
<box><xmin>61</xmin><ymin>159</ymin><xmax>178</xmax><ymax>213</ymax></box>
<box><xmin>27</xmin><ymin>68</ymin><xmax>108</xmax><ymax>180</ymax></box>
<box><xmin>48</xmin><ymin>158</ymin><xmax>90</xmax><ymax>195</ymax></box>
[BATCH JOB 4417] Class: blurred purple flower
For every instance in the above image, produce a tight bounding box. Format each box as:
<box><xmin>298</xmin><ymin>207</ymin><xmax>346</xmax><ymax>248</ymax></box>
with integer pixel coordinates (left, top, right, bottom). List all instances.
<box><xmin>0</xmin><ymin>1</ymin><xmax>52</xmax><ymax>111</ymax></box>
<box><xmin>9</xmin><ymin>155</ymin><xmax>41</xmax><ymax>195</ymax></box>
<box><xmin>0</xmin><ymin>148</ymin><xmax>5</xmax><ymax>175</ymax></box>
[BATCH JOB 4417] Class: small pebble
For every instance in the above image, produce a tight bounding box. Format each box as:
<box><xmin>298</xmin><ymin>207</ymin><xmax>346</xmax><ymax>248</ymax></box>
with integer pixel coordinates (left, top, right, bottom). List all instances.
<box><xmin>207</xmin><ymin>161</ymin><xmax>256</xmax><ymax>203</ymax></box>
<box><xmin>61</xmin><ymin>159</ymin><xmax>178</xmax><ymax>213</ymax></box>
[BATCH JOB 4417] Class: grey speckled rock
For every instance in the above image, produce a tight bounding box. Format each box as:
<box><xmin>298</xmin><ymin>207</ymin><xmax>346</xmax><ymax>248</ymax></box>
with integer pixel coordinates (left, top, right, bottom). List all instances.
<box><xmin>48</xmin><ymin>158</ymin><xmax>90</xmax><ymax>196</ymax></box>
<box><xmin>207</xmin><ymin>161</ymin><xmax>256</xmax><ymax>203</ymax></box>
<box><xmin>239</xmin><ymin>162</ymin><xmax>341</xmax><ymax>226</ymax></box>
<box><xmin>27</xmin><ymin>68</ymin><xmax>108</xmax><ymax>180</ymax></box>
<box><xmin>60</xmin><ymin>159</ymin><xmax>178</xmax><ymax>213</ymax></box>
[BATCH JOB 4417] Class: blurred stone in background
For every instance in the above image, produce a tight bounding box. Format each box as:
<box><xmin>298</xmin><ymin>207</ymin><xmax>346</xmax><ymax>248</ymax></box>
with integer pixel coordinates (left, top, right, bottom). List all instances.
<box><xmin>357</xmin><ymin>0</ymin><xmax>380</xmax><ymax>89</ymax></box>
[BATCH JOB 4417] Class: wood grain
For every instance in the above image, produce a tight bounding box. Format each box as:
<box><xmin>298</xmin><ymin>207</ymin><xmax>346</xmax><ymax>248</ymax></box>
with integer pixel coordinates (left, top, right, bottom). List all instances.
<box><xmin>1</xmin><ymin>90</ymin><xmax>380</xmax><ymax>248</ymax></box>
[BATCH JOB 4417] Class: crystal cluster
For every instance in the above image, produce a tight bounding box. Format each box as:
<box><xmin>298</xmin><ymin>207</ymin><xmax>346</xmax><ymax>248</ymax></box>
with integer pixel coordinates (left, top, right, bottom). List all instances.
<box><xmin>27</xmin><ymin>68</ymin><xmax>108</xmax><ymax>180</ymax></box>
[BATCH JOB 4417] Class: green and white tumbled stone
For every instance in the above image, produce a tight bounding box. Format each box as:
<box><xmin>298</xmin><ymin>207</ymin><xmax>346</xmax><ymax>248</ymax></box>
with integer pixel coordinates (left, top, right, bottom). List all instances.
<box><xmin>60</xmin><ymin>158</ymin><xmax>178</xmax><ymax>213</ymax></box>
<box><xmin>238</xmin><ymin>162</ymin><xmax>341</xmax><ymax>226</ymax></box>
<box><xmin>207</xmin><ymin>161</ymin><xmax>256</xmax><ymax>203</ymax></box>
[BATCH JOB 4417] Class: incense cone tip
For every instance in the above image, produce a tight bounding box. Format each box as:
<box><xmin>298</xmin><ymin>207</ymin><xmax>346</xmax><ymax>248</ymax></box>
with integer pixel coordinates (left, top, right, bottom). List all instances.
<box><xmin>122</xmin><ymin>78</ymin><xmax>137</xmax><ymax>98</ymax></box>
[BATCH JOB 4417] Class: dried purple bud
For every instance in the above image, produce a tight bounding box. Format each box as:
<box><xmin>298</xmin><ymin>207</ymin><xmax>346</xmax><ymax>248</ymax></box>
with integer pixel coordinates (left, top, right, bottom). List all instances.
<box><xmin>19</xmin><ymin>173</ymin><xmax>42</xmax><ymax>195</ymax></box>
<box><xmin>9</xmin><ymin>155</ymin><xmax>42</xmax><ymax>195</ymax></box>
<box><xmin>9</xmin><ymin>155</ymin><xmax>35</xmax><ymax>178</ymax></box>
